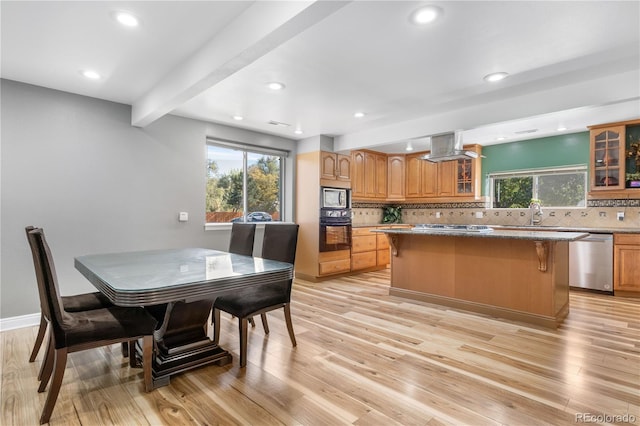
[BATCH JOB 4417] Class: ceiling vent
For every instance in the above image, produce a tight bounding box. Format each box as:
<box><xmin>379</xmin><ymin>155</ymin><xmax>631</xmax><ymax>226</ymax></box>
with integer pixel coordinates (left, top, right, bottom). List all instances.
<box><xmin>268</xmin><ymin>120</ymin><xmax>291</xmax><ymax>127</ymax></box>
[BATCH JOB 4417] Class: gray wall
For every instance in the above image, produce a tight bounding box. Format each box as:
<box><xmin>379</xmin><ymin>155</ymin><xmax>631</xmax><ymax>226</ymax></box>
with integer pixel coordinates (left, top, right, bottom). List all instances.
<box><xmin>0</xmin><ymin>79</ymin><xmax>297</xmax><ymax>319</ymax></box>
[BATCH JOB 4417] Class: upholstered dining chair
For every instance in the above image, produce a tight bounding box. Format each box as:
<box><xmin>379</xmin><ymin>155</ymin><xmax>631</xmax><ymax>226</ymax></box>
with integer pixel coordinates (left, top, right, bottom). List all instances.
<box><xmin>27</xmin><ymin>228</ymin><xmax>157</xmax><ymax>424</ymax></box>
<box><xmin>24</xmin><ymin>226</ymin><xmax>116</xmax><ymax>376</ymax></box>
<box><xmin>213</xmin><ymin>224</ymin><xmax>299</xmax><ymax>367</ymax></box>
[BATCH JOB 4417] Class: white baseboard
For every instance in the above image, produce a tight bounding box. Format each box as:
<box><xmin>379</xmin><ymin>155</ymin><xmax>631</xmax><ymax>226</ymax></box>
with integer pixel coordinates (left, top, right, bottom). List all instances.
<box><xmin>0</xmin><ymin>313</ymin><xmax>40</xmax><ymax>332</ymax></box>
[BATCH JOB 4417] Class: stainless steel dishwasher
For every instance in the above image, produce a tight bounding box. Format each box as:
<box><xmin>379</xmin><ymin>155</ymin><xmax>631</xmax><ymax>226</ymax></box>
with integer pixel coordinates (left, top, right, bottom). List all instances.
<box><xmin>569</xmin><ymin>233</ymin><xmax>613</xmax><ymax>293</ymax></box>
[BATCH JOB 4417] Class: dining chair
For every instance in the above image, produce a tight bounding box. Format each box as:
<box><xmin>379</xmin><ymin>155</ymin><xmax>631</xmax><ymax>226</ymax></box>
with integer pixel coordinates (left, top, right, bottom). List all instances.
<box><xmin>25</xmin><ymin>226</ymin><xmax>116</xmax><ymax>375</ymax></box>
<box><xmin>213</xmin><ymin>224</ymin><xmax>299</xmax><ymax>367</ymax></box>
<box><xmin>27</xmin><ymin>228</ymin><xmax>157</xmax><ymax>424</ymax></box>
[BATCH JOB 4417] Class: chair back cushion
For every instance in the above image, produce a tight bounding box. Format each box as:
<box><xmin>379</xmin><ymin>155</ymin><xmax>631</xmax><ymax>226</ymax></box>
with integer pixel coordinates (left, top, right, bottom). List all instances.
<box><xmin>229</xmin><ymin>223</ymin><xmax>256</xmax><ymax>256</ymax></box>
<box><xmin>25</xmin><ymin>226</ymin><xmax>53</xmax><ymax>322</ymax></box>
<box><xmin>261</xmin><ymin>224</ymin><xmax>299</xmax><ymax>264</ymax></box>
<box><xmin>28</xmin><ymin>228</ymin><xmax>73</xmax><ymax>345</ymax></box>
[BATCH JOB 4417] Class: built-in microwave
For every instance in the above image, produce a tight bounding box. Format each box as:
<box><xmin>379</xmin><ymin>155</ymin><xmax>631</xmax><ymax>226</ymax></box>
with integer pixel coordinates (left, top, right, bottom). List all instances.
<box><xmin>321</xmin><ymin>187</ymin><xmax>350</xmax><ymax>209</ymax></box>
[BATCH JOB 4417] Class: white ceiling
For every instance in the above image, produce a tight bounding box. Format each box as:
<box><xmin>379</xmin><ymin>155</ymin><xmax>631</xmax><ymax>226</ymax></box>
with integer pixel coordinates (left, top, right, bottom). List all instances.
<box><xmin>2</xmin><ymin>1</ymin><xmax>639</xmax><ymax>154</ymax></box>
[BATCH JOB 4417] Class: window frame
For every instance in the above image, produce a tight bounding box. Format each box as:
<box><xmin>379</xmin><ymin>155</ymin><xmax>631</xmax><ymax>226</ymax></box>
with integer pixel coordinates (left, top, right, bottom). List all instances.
<box><xmin>205</xmin><ymin>137</ymin><xmax>289</xmax><ymax>228</ymax></box>
<box><xmin>488</xmin><ymin>165</ymin><xmax>588</xmax><ymax>209</ymax></box>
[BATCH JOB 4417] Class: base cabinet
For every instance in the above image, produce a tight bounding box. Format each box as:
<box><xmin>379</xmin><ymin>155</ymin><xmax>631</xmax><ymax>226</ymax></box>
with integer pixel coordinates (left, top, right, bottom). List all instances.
<box><xmin>614</xmin><ymin>234</ymin><xmax>640</xmax><ymax>294</ymax></box>
<box><xmin>319</xmin><ymin>250</ymin><xmax>351</xmax><ymax>276</ymax></box>
<box><xmin>351</xmin><ymin>227</ymin><xmax>392</xmax><ymax>271</ymax></box>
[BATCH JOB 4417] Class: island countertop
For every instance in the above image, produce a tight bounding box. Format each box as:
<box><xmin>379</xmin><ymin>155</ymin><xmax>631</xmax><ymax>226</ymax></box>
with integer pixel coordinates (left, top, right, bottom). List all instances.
<box><xmin>373</xmin><ymin>227</ymin><xmax>589</xmax><ymax>241</ymax></box>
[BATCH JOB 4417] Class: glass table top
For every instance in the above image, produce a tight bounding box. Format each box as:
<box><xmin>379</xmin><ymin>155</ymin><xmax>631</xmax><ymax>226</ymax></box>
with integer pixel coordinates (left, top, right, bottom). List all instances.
<box><xmin>75</xmin><ymin>248</ymin><xmax>294</xmax><ymax>306</ymax></box>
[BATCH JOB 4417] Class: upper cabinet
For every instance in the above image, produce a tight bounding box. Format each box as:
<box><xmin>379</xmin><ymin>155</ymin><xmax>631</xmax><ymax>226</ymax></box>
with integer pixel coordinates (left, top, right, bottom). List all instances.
<box><xmin>351</xmin><ymin>150</ymin><xmax>388</xmax><ymax>200</ymax></box>
<box><xmin>387</xmin><ymin>155</ymin><xmax>405</xmax><ymax>200</ymax></box>
<box><xmin>589</xmin><ymin>119</ymin><xmax>640</xmax><ymax>197</ymax></box>
<box><xmin>405</xmin><ymin>145</ymin><xmax>481</xmax><ymax>200</ymax></box>
<box><xmin>320</xmin><ymin>151</ymin><xmax>351</xmax><ymax>188</ymax></box>
<box><xmin>590</xmin><ymin>125</ymin><xmax>625</xmax><ymax>191</ymax></box>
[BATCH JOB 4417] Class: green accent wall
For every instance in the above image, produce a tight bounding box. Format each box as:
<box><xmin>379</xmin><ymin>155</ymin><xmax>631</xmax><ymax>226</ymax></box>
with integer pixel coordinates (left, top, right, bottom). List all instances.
<box><xmin>481</xmin><ymin>132</ymin><xmax>590</xmax><ymax>196</ymax></box>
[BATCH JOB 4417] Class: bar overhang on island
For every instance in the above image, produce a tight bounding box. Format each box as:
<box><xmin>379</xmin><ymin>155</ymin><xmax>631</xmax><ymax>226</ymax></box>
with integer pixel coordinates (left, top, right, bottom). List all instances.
<box><xmin>374</xmin><ymin>227</ymin><xmax>589</xmax><ymax>328</ymax></box>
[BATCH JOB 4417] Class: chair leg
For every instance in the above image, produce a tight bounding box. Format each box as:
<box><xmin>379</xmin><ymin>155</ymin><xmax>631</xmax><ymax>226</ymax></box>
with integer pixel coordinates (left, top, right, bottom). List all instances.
<box><xmin>248</xmin><ymin>317</ymin><xmax>256</xmax><ymax>327</ymax></box>
<box><xmin>129</xmin><ymin>340</ymin><xmax>140</xmax><ymax>368</ymax></box>
<box><xmin>38</xmin><ymin>335</ymin><xmax>54</xmax><ymax>392</ymax></box>
<box><xmin>284</xmin><ymin>304</ymin><xmax>297</xmax><ymax>347</ymax></box>
<box><xmin>121</xmin><ymin>341</ymin><xmax>129</xmax><ymax>358</ymax></box>
<box><xmin>213</xmin><ymin>308</ymin><xmax>221</xmax><ymax>345</ymax></box>
<box><xmin>260</xmin><ymin>313</ymin><xmax>270</xmax><ymax>334</ymax></box>
<box><xmin>30</xmin><ymin>314</ymin><xmax>47</xmax><ymax>362</ymax></box>
<box><xmin>239</xmin><ymin>318</ymin><xmax>248</xmax><ymax>368</ymax></box>
<box><xmin>142</xmin><ymin>336</ymin><xmax>154</xmax><ymax>392</ymax></box>
<box><xmin>38</xmin><ymin>332</ymin><xmax>54</xmax><ymax>382</ymax></box>
<box><xmin>39</xmin><ymin>348</ymin><xmax>67</xmax><ymax>424</ymax></box>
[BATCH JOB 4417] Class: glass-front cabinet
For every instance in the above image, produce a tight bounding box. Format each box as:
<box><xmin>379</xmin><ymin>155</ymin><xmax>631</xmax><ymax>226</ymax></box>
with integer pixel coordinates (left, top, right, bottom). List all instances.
<box><xmin>626</xmin><ymin>125</ymin><xmax>640</xmax><ymax>188</ymax></box>
<box><xmin>589</xmin><ymin>119</ymin><xmax>640</xmax><ymax>194</ymax></box>
<box><xmin>591</xmin><ymin>125</ymin><xmax>625</xmax><ymax>190</ymax></box>
<box><xmin>456</xmin><ymin>158</ymin><xmax>473</xmax><ymax>195</ymax></box>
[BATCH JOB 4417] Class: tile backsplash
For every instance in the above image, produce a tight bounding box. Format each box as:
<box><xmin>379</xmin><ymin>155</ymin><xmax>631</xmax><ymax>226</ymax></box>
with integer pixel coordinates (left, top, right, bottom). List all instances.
<box><xmin>353</xmin><ymin>202</ymin><xmax>640</xmax><ymax>229</ymax></box>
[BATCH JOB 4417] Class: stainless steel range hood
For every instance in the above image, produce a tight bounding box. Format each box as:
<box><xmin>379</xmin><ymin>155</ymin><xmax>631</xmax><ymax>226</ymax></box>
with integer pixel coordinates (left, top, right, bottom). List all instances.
<box><xmin>421</xmin><ymin>131</ymin><xmax>479</xmax><ymax>162</ymax></box>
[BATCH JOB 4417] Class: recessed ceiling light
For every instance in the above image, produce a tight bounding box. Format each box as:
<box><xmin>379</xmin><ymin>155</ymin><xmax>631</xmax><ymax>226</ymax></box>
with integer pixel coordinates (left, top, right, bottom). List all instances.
<box><xmin>113</xmin><ymin>11</ymin><xmax>139</xmax><ymax>27</ymax></box>
<box><xmin>294</xmin><ymin>129</ymin><xmax>303</xmax><ymax>135</ymax></box>
<box><xmin>410</xmin><ymin>6</ymin><xmax>443</xmax><ymax>24</ymax></box>
<box><xmin>557</xmin><ymin>126</ymin><xmax>567</xmax><ymax>131</ymax></box>
<box><xmin>496</xmin><ymin>136</ymin><xmax>507</xmax><ymax>141</ymax></box>
<box><xmin>354</xmin><ymin>112</ymin><xmax>365</xmax><ymax>118</ymax></box>
<box><xmin>483</xmin><ymin>72</ymin><xmax>509</xmax><ymax>83</ymax></box>
<box><xmin>232</xmin><ymin>115</ymin><xmax>244</xmax><ymax>121</ymax></box>
<box><xmin>81</xmin><ymin>70</ymin><xmax>101</xmax><ymax>80</ymax></box>
<box><xmin>267</xmin><ymin>82</ymin><xmax>285</xmax><ymax>91</ymax></box>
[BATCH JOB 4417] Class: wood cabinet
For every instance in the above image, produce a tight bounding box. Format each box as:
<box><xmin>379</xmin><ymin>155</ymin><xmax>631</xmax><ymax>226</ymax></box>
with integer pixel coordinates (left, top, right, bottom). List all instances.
<box><xmin>351</xmin><ymin>150</ymin><xmax>387</xmax><ymax>200</ymax></box>
<box><xmin>405</xmin><ymin>146</ymin><xmax>481</xmax><ymax>199</ymax></box>
<box><xmin>387</xmin><ymin>155</ymin><xmax>405</xmax><ymax>200</ymax></box>
<box><xmin>590</xmin><ymin>125</ymin><xmax>625</xmax><ymax>191</ymax></box>
<box><xmin>351</xmin><ymin>227</ymin><xmax>390</xmax><ymax>271</ymax></box>
<box><xmin>318</xmin><ymin>250</ymin><xmax>351</xmax><ymax>276</ymax></box>
<box><xmin>614</xmin><ymin>234</ymin><xmax>640</xmax><ymax>294</ymax></box>
<box><xmin>321</xmin><ymin>151</ymin><xmax>351</xmax><ymax>185</ymax></box>
<box><xmin>588</xmin><ymin>119</ymin><xmax>640</xmax><ymax>198</ymax></box>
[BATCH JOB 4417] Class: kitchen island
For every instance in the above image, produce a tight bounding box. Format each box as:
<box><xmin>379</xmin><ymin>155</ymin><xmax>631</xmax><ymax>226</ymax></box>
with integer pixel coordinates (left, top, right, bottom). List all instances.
<box><xmin>374</xmin><ymin>227</ymin><xmax>589</xmax><ymax>328</ymax></box>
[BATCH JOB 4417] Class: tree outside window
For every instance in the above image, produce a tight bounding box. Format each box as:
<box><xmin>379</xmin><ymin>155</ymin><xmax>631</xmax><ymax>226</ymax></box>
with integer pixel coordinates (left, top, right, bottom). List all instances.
<box><xmin>206</xmin><ymin>143</ymin><xmax>284</xmax><ymax>223</ymax></box>
<box><xmin>491</xmin><ymin>167</ymin><xmax>586</xmax><ymax>208</ymax></box>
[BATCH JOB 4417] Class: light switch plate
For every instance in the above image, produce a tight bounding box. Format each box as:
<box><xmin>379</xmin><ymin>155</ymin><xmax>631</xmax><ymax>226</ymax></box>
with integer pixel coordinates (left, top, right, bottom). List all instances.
<box><xmin>179</xmin><ymin>212</ymin><xmax>189</xmax><ymax>222</ymax></box>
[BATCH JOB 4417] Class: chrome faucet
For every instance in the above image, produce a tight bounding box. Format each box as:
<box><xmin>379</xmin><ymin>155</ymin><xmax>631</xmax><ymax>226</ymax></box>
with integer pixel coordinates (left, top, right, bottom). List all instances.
<box><xmin>530</xmin><ymin>201</ymin><xmax>542</xmax><ymax>225</ymax></box>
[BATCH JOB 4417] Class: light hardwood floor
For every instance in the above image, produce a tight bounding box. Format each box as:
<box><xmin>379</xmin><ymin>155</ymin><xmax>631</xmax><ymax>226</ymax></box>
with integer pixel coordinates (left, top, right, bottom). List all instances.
<box><xmin>2</xmin><ymin>270</ymin><xmax>639</xmax><ymax>425</ymax></box>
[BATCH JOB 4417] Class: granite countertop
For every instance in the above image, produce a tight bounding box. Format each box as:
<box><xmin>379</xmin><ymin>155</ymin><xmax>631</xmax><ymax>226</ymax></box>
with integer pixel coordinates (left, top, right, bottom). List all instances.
<box><xmin>354</xmin><ymin>223</ymin><xmax>639</xmax><ymax>234</ymax></box>
<box><xmin>372</xmin><ymin>227</ymin><xmax>589</xmax><ymax>241</ymax></box>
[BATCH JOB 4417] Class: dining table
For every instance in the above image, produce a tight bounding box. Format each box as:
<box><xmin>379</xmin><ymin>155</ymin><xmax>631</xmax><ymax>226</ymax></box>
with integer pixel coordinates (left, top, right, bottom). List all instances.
<box><xmin>74</xmin><ymin>247</ymin><xmax>294</xmax><ymax>388</ymax></box>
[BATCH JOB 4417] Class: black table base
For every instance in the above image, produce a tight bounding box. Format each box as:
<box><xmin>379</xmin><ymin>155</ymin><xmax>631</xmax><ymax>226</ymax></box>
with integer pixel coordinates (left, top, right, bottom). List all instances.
<box><xmin>137</xmin><ymin>299</ymin><xmax>233</xmax><ymax>388</ymax></box>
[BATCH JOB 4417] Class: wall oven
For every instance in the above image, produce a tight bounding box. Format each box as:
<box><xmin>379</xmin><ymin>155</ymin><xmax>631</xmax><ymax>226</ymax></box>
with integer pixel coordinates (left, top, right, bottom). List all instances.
<box><xmin>319</xmin><ymin>208</ymin><xmax>352</xmax><ymax>252</ymax></box>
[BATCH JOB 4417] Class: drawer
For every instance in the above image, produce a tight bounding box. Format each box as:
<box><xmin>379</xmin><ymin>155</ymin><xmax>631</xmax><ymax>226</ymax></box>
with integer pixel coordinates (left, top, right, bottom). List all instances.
<box><xmin>351</xmin><ymin>251</ymin><xmax>377</xmax><ymax>270</ymax></box>
<box><xmin>614</xmin><ymin>234</ymin><xmax>640</xmax><ymax>245</ymax></box>
<box><xmin>352</xmin><ymin>235</ymin><xmax>377</xmax><ymax>253</ymax></box>
<box><xmin>352</xmin><ymin>227</ymin><xmax>377</xmax><ymax>236</ymax></box>
<box><xmin>376</xmin><ymin>233</ymin><xmax>389</xmax><ymax>249</ymax></box>
<box><xmin>319</xmin><ymin>258</ymin><xmax>351</xmax><ymax>275</ymax></box>
<box><xmin>318</xmin><ymin>250</ymin><xmax>351</xmax><ymax>262</ymax></box>
<box><xmin>377</xmin><ymin>248</ymin><xmax>390</xmax><ymax>266</ymax></box>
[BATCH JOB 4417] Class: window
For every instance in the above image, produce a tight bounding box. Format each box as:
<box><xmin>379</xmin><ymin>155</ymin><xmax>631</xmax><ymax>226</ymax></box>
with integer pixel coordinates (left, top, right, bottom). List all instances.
<box><xmin>490</xmin><ymin>166</ymin><xmax>587</xmax><ymax>208</ymax></box>
<box><xmin>206</xmin><ymin>139</ymin><xmax>287</xmax><ymax>223</ymax></box>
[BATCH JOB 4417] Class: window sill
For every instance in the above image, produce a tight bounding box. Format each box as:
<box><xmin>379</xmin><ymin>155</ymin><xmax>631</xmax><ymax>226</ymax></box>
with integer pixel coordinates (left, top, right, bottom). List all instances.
<box><xmin>204</xmin><ymin>221</ymin><xmax>294</xmax><ymax>231</ymax></box>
